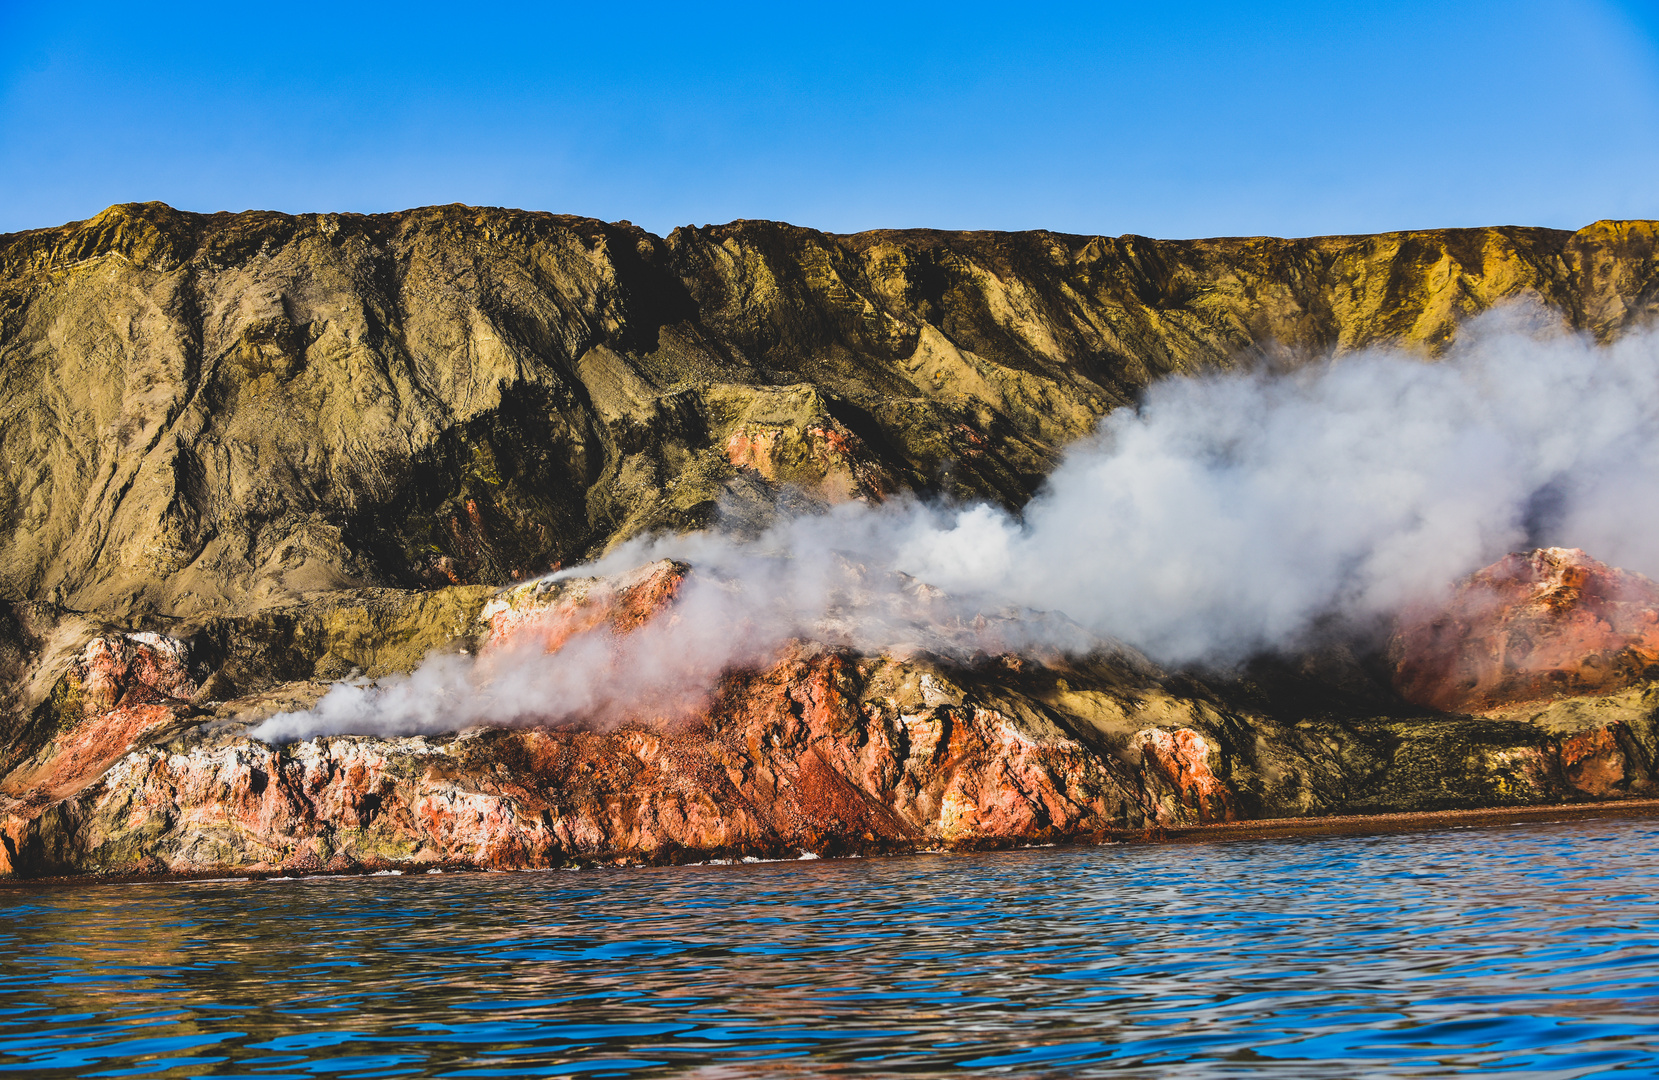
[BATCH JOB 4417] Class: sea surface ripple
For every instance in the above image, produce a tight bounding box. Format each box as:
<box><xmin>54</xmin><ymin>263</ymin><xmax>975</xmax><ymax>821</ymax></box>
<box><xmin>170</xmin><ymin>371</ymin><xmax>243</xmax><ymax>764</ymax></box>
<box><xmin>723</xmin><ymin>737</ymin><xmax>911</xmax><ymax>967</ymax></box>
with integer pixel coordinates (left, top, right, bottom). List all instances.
<box><xmin>2</xmin><ymin>818</ymin><xmax>1658</xmax><ymax>1077</ymax></box>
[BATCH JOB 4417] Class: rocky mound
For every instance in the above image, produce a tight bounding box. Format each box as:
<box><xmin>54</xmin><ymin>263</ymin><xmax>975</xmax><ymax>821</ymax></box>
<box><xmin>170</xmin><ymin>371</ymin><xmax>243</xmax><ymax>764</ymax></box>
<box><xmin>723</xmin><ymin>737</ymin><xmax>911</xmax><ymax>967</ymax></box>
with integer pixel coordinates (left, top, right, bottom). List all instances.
<box><xmin>1392</xmin><ymin>548</ymin><xmax>1659</xmax><ymax>713</ymax></box>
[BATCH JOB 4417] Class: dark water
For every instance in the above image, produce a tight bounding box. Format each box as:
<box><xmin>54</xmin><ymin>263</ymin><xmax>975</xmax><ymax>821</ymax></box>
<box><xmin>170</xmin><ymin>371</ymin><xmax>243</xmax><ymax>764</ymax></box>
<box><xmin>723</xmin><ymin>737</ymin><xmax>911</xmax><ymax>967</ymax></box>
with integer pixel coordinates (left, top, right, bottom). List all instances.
<box><xmin>3</xmin><ymin>820</ymin><xmax>1659</xmax><ymax>1078</ymax></box>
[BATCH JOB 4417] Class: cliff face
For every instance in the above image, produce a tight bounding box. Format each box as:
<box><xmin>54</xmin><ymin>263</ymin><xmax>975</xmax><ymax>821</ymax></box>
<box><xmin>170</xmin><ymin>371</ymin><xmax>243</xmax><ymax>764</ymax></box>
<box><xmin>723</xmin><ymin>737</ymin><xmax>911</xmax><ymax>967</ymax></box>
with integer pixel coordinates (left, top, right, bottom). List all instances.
<box><xmin>4</xmin><ymin>204</ymin><xmax>1659</xmax><ymax>877</ymax></box>
<box><xmin>2</xmin><ymin>203</ymin><xmax>1656</xmax><ymax>616</ymax></box>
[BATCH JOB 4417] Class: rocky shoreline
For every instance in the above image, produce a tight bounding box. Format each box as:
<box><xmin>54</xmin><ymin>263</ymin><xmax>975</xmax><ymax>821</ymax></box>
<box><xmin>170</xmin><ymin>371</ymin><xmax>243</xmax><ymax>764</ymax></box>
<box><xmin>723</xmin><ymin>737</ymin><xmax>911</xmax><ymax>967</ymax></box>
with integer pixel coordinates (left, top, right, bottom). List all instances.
<box><xmin>5</xmin><ymin>797</ymin><xmax>1656</xmax><ymax>889</ymax></box>
<box><xmin>4</xmin><ymin>550</ymin><xmax>1658</xmax><ymax>881</ymax></box>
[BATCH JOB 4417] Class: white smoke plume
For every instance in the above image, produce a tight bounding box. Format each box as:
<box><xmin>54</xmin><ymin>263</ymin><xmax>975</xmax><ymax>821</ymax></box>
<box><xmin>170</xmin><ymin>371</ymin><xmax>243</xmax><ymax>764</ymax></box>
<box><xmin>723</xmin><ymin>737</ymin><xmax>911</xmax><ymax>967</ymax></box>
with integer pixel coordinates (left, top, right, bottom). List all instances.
<box><xmin>253</xmin><ymin>309</ymin><xmax>1659</xmax><ymax>742</ymax></box>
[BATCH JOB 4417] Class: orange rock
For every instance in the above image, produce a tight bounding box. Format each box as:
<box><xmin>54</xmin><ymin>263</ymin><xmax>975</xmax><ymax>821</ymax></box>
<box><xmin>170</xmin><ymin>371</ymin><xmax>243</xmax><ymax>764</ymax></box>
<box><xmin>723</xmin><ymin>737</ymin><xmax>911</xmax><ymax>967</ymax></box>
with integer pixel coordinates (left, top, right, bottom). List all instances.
<box><xmin>724</xmin><ymin>421</ymin><xmax>889</xmax><ymax>501</ymax></box>
<box><xmin>0</xmin><ymin>633</ymin><xmax>198</xmax><ymax>810</ymax></box>
<box><xmin>1392</xmin><ymin>547</ymin><xmax>1659</xmax><ymax>713</ymax></box>
<box><xmin>1138</xmin><ymin>728</ymin><xmax>1236</xmax><ymax>824</ymax></box>
<box><xmin>78</xmin><ymin>633</ymin><xmax>198</xmax><ymax>714</ymax></box>
<box><xmin>481</xmin><ymin>560</ymin><xmax>689</xmax><ymax>655</ymax></box>
<box><xmin>14</xmin><ymin>552</ymin><xmax>1659</xmax><ymax>880</ymax></box>
<box><xmin>1559</xmin><ymin>726</ymin><xmax>1633</xmax><ymax>799</ymax></box>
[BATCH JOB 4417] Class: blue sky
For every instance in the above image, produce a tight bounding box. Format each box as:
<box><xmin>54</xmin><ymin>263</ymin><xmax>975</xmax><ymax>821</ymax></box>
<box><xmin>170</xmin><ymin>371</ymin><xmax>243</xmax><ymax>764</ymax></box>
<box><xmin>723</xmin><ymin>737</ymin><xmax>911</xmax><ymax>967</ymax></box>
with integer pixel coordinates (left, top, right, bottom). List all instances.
<box><xmin>1</xmin><ymin>1</ymin><xmax>1656</xmax><ymax>238</ymax></box>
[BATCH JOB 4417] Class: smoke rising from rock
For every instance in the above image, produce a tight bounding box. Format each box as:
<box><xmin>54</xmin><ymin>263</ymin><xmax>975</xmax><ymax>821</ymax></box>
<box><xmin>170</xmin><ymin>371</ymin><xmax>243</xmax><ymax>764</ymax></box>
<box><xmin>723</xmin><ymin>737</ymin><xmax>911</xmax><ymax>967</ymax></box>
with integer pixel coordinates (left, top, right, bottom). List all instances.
<box><xmin>254</xmin><ymin>309</ymin><xmax>1659</xmax><ymax>742</ymax></box>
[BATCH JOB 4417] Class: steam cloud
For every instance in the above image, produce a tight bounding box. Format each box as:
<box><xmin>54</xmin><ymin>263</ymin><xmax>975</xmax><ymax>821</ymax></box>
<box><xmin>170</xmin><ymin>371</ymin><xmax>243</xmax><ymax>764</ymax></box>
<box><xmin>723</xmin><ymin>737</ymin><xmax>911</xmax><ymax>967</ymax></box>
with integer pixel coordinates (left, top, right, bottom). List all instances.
<box><xmin>254</xmin><ymin>309</ymin><xmax>1659</xmax><ymax>742</ymax></box>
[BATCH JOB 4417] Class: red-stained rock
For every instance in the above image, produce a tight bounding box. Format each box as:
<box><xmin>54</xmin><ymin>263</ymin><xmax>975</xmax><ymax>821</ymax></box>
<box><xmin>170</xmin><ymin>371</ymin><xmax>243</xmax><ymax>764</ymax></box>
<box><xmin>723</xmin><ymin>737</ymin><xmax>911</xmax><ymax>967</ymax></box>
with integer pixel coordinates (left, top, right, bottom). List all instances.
<box><xmin>78</xmin><ymin>633</ymin><xmax>198</xmax><ymax>714</ymax></box>
<box><xmin>725</xmin><ymin>421</ymin><xmax>890</xmax><ymax>502</ymax></box>
<box><xmin>480</xmin><ymin>560</ymin><xmax>688</xmax><ymax>655</ymax></box>
<box><xmin>21</xmin><ymin>642</ymin><xmax>1156</xmax><ymax>876</ymax></box>
<box><xmin>1559</xmin><ymin>725</ymin><xmax>1632</xmax><ymax>799</ymax></box>
<box><xmin>0</xmin><ymin>633</ymin><xmax>198</xmax><ymax>811</ymax></box>
<box><xmin>7</xmin><ymin>552</ymin><xmax>1659</xmax><ymax>880</ymax></box>
<box><xmin>1392</xmin><ymin>548</ymin><xmax>1659</xmax><ymax>713</ymax></box>
<box><xmin>1138</xmin><ymin>728</ymin><xmax>1236</xmax><ymax>824</ymax></box>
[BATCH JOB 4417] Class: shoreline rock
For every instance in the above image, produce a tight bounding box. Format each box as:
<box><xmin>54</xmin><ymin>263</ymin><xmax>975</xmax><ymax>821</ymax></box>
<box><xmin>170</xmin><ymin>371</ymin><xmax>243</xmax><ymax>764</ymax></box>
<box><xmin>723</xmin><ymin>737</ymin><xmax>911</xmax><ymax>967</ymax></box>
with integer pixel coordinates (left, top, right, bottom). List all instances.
<box><xmin>2</xmin><ymin>551</ymin><xmax>1656</xmax><ymax>880</ymax></box>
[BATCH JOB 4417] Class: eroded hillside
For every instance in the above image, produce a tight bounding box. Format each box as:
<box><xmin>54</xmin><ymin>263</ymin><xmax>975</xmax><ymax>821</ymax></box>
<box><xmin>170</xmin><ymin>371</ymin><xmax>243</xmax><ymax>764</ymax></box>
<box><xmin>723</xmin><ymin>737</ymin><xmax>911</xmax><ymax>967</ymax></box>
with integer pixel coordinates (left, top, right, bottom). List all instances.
<box><xmin>2</xmin><ymin>203</ymin><xmax>1655</xmax><ymax>617</ymax></box>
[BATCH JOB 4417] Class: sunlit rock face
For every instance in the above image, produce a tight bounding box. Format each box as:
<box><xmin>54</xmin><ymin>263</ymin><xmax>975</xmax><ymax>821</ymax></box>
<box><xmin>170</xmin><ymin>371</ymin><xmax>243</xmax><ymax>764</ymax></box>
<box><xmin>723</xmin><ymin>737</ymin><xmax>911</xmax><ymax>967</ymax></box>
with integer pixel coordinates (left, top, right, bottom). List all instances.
<box><xmin>3</xmin><ymin>207</ymin><xmax>1659</xmax><ymax>878</ymax></box>
<box><xmin>481</xmin><ymin>560</ymin><xmax>690</xmax><ymax>658</ymax></box>
<box><xmin>0</xmin><ymin>633</ymin><xmax>198</xmax><ymax>813</ymax></box>
<box><xmin>3</xmin><ymin>204</ymin><xmax>1657</xmax><ymax>617</ymax></box>
<box><xmin>1392</xmin><ymin>548</ymin><xmax>1659</xmax><ymax>714</ymax></box>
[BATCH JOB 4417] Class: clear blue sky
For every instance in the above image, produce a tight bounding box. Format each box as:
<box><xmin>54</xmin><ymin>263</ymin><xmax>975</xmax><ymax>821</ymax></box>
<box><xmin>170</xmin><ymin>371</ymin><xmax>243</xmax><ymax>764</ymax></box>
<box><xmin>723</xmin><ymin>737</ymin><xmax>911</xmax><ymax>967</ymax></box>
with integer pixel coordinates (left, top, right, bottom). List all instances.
<box><xmin>2</xmin><ymin>1</ymin><xmax>1656</xmax><ymax>239</ymax></box>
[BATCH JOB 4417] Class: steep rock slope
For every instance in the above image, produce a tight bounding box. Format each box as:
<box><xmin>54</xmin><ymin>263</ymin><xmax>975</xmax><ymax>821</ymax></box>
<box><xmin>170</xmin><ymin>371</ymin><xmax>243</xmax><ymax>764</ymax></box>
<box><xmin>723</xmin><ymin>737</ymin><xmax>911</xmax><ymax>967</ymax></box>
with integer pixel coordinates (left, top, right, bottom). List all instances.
<box><xmin>2</xmin><ymin>204</ymin><xmax>1656</xmax><ymax>617</ymax></box>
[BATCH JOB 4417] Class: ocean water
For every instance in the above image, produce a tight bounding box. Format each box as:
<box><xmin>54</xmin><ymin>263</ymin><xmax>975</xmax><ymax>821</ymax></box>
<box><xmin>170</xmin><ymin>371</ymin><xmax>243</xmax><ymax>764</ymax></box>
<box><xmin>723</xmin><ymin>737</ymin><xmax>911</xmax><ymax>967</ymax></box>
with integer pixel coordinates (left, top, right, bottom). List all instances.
<box><xmin>2</xmin><ymin>819</ymin><xmax>1658</xmax><ymax>1078</ymax></box>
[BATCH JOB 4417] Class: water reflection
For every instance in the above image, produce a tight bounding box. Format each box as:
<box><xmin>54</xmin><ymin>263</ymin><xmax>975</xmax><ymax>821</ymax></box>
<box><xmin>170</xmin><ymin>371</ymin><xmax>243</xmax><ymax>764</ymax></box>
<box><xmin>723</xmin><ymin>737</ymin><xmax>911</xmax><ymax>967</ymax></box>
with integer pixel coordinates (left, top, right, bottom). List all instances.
<box><xmin>2</xmin><ymin>820</ymin><xmax>1658</xmax><ymax>1076</ymax></box>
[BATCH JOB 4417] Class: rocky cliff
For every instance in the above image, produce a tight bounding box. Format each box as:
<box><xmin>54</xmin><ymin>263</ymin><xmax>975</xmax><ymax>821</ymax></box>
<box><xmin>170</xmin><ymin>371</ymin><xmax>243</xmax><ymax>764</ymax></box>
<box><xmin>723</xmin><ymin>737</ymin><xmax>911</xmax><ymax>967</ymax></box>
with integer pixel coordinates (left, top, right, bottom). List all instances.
<box><xmin>3</xmin><ymin>203</ymin><xmax>1659</xmax><ymax>877</ymax></box>
<box><xmin>3</xmin><ymin>203</ymin><xmax>1656</xmax><ymax>615</ymax></box>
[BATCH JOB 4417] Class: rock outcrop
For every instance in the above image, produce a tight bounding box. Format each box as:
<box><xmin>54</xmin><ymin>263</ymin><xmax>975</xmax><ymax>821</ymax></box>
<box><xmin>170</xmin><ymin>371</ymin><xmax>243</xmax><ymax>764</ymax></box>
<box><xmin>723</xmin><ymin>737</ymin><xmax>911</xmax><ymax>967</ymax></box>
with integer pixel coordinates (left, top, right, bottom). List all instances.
<box><xmin>2</xmin><ymin>552</ymin><xmax>1656</xmax><ymax>878</ymax></box>
<box><xmin>1392</xmin><ymin>548</ymin><xmax>1659</xmax><ymax>713</ymax></box>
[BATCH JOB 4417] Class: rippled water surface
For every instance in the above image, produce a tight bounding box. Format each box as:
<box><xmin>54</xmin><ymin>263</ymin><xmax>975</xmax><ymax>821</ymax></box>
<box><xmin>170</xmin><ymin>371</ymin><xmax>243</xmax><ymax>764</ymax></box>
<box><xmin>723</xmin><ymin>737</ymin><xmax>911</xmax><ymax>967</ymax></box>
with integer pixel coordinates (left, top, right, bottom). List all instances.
<box><xmin>3</xmin><ymin>819</ymin><xmax>1659</xmax><ymax>1078</ymax></box>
